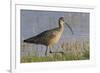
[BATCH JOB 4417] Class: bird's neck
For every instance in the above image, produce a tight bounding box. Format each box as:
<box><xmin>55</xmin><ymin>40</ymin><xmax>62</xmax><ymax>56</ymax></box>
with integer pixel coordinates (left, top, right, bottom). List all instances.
<box><xmin>59</xmin><ymin>23</ymin><xmax>64</xmax><ymax>31</ymax></box>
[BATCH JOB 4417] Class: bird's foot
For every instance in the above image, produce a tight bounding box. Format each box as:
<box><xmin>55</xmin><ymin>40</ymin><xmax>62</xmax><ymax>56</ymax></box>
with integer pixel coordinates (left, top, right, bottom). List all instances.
<box><xmin>59</xmin><ymin>51</ymin><xmax>64</xmax><ymax>55</ymax></box>
<box><xmin>49</xmin><ymin>50</ymin><xmax>64</xmax><ymax>55</ymax></box>
<box><xmin>49</xmin><ymin>50</ymin><xmax>53</xmax><ymax>53</ymax></box>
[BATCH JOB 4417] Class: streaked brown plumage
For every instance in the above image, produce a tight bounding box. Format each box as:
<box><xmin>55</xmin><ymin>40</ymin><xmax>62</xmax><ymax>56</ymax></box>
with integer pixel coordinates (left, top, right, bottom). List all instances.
<box><xmin>24</xmin><ymin>17</ymin><xmax>73</xmax><ymax>56</ymax></box>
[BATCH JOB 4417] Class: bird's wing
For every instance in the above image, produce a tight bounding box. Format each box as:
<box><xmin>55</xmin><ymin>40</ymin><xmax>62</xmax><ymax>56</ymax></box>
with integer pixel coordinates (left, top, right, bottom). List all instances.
<box><xmin>24</xmin><ymin>28</ymin><xmax>58</xmax><ymax>44</ymax></box>
<box><xmin>34</xmin><ymin>29</ymin><xmax>57</xmax><ymax>40</ymax></box>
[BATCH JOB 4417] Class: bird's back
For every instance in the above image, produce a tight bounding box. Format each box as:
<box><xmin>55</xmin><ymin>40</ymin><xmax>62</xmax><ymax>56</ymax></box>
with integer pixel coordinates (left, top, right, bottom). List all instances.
<box><xmin>24</xmin><ymin>27</ymin><xmax>63</xmax><ymax>46</ymax></box>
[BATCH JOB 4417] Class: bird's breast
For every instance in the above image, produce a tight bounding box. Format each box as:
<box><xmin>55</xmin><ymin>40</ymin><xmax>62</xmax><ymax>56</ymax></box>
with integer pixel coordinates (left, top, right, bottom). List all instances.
<box><xmin>48</xmin><ymin>31</ymin><xmax>63</xmax><ymax>46</ymax></box>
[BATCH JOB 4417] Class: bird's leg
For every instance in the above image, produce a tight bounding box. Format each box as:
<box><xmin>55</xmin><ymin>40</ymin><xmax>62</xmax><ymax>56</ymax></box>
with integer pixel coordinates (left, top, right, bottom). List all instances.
<box><xmin>45</xmin><ymin>46</ymin><xmax>49</xmax><ymax>56</ymax></box>
<box><xmin>49</xmin><ymin>45</ymin><xmax>64</xmax><ymax>55</ymax></box>
<box><xmin>49</xmin><ymin>46</ymin><xmax>53</xmax><ymax>53</ymax></box>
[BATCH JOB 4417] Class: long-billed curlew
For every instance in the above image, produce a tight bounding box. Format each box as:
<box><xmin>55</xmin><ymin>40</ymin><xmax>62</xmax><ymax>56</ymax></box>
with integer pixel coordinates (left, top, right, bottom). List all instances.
<box><xmin>24</xmin><ymin>17</ymin><xmax>73</xmax><ymax>56</ymax></box>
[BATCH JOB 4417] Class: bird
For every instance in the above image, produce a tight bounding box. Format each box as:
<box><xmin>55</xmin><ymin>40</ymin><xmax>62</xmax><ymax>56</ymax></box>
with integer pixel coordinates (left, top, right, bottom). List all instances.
<box><xmin>24</xmin><ymin>17</ymin><xmax>73</xmax><ymax>56</ymax></box>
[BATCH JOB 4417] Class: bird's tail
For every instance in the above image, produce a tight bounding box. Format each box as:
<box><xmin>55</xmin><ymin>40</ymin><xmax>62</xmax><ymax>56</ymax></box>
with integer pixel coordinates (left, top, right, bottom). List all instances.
<box><xmin>23</xmin><ymin>37</ymin><xmax>36</xmax><ymax>43</ymax></box>
<box><xmin>24</xmin><ymin>39</ymin><xmax>30</xmax><ymax>43</ymax></box>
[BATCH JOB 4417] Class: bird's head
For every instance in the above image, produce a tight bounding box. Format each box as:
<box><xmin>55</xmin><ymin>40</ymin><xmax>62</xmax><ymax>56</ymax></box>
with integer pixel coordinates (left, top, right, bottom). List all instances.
<box><xmin>58</xmin><ymin>17</ymin><xmax>74</xmax><ymax>34</ymax></box>
<box><xmin>59</xmin><ymin>17</ymin><xmax>65</xmax><ymax>25</ymax></box>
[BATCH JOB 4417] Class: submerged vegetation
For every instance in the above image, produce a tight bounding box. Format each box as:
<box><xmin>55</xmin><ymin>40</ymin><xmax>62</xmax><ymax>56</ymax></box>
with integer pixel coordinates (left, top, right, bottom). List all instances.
<box><xmin>21</xmin><ymin>39</ymin><xmax>89</xmax><ymax>63</ymax></box>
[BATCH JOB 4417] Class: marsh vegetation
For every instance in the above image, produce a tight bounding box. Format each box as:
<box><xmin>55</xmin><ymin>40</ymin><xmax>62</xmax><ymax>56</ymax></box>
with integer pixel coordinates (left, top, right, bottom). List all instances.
<box><xmin>21</xmin><ymin>39</ymin><xmax>89</xmax><ymax>63</ymax></box>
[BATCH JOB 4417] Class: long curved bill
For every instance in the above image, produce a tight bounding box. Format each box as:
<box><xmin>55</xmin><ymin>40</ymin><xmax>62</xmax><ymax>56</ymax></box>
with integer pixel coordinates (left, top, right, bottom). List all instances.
<box><xmin>65</xmin><ymin>22</ymin><xmax>74</xmax><ymax>34</ymax></box>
